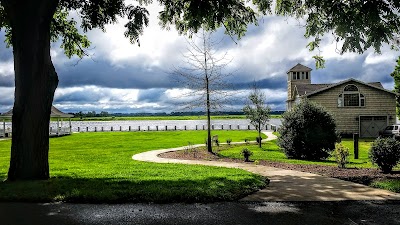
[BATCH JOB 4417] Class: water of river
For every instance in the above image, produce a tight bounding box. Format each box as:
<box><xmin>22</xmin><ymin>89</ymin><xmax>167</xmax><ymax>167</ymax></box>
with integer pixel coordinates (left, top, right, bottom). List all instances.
<box><xmin>67</xmin><ymin>118</ymin><xmax>282</xmax><ymax>132</ymax></box>
<box><xmin>1</xmin><ymin>118</ymin><xmax>282</xmax><ymax>133</ymax></box>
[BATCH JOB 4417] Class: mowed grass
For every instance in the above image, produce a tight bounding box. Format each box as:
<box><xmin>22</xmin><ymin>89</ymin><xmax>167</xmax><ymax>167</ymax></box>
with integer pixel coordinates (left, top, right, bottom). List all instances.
<box><xmin>218</xmin><ymin>138</ymin><xmax>375</xmax><ymax>168</ymax></box>
<box><xmin>371</xmin><ymin>179</ymin><xmax>400</xmax><ymax>193</ymax></box>
<box><xmin>0</xmin><ymin>130</ymin><xmax>267</xmax><ymax>203</ymax></box>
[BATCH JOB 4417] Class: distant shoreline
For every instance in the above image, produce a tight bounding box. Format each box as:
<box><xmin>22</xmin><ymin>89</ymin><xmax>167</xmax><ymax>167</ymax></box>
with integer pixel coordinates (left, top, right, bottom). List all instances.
<box><xmin>69</xmin><ymin>115</ymin><xmax>282</xmax><ymax>121</ymax></box>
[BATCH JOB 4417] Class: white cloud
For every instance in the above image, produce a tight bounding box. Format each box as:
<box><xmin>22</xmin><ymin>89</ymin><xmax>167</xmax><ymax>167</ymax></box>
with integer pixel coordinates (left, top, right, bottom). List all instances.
<box><xmin>0</xmin><ymin>5</ymin><xmax>398</xmax><ymax>113</ymax></box>
<box><xmin>0</xmin><ymin>61</ymin><xmax>14</xmax><ymax>77</ymax></box>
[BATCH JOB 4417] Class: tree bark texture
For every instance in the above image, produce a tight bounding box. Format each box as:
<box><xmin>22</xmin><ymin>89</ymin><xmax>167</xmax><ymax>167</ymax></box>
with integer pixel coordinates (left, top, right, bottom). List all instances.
<box><xmin>4</xmin><ymin>0</ymin><xmax>59</xmax><ymax>180</ymax></box>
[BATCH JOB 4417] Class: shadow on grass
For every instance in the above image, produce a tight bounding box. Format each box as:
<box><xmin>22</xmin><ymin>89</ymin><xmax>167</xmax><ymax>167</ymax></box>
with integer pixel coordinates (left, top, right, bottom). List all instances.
<box><xmin>0</xmin><ymin>175</ymin><xmax>267</xmax><ymax>203</ymax></box>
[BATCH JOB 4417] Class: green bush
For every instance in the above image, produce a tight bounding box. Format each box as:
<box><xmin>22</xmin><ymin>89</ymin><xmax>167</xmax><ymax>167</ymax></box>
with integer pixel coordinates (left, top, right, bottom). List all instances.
<box><xmin>278</xmin><ymin>99</ymin><xmax>337</xmax><ymax>160</ymax></box>
<box><xmin>369</xmin><ymin>137</ymin><xmax>400</xmax><ymax>173</ymax></box>
<box><xmin>226</xmin><ymin>138</ymin><xmax>232</xmax><ymax>145</ymax></box>
<box><xmin>241</xmin><ymin>148</ymin><xmax>253</xmax><ymax>162</ymax></box>
<box><xmin>334</xmin><ymin>143</ymin><xmax>350</xmax><ymax>168</ymax></box>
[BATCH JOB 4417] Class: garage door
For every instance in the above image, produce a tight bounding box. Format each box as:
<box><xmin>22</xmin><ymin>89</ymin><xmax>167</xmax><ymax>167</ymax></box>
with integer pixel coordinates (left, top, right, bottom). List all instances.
<box><xmin>360</xmin><ymin>116</ymin><xmax>388</xmax><ymax>138</ymax></box>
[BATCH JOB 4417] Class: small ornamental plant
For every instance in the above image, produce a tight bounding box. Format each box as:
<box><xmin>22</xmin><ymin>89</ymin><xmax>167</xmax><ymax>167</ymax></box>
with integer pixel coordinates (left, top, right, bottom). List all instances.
<box><xmin>369</xmin><ymin>137</ymin><xmax>400</xmax><ymax>173</ymax></box>
<box><xmin>333</xmin><ymin>143</ymin><xmax>350</xmax><ymax>168</ymax></box>
<box><xmin>241</xmin><ymin>148</ymin><xmax>253</xmax><ymax>162</ymax></box>
<box><xmin>226</xmin><ymin>138</ymin><xmax>232</xmax><ymax>145</ymax></box>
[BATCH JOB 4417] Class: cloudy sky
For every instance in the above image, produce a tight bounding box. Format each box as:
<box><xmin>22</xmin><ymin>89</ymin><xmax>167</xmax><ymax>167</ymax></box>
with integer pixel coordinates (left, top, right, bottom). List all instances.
<box><xmin>0</xmin><ymin>4</ymin><xmax>398</xmax><ymax>114</ymax></box>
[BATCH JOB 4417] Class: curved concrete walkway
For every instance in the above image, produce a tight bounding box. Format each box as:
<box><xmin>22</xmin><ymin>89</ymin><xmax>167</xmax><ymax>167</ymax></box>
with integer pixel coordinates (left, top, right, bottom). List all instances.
<box><xmin>133</xmin><ymin>131</ymin><xmax>400</xmax><ymax>202</ymax></box>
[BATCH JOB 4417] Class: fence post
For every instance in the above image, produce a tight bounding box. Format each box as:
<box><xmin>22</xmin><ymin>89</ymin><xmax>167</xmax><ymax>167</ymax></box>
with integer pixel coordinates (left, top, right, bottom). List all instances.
<box><xmin>237</xmin><ymin>124</ymin><xmax>240</xmax><ymax>130</ymax></box>
<box><xmin>78</xmin><ymin>127</ymin><xmax>80</xmax><ymax>132</ymax></box>
<box><xmin>195</xmin><ymin>125</ymin><xmax>198</xmax><ymax>130</ymax></box>
<box><xmin>95</xmin><ymin>127</ymin><xmax>97</xmax><ymax>132</ymax></box>
<box><xmin>353</xmin><ymin>133</ymin><xmax>359</xmax><ymax>159</ymax></box>
<box><xmin>212</xmin><ymin>124</ymin><xmax>214</xmax><ymax>130</ymax></box>
<box><xmin>221</xmin><ymin>125</ymin><xmax>224</xmax><ymax>130</ymax></box>
<box><xmin>184</xmin><ymin>125</ymin><xmax>186</xmax><ymax>130</ymax></box>
<box><xmin>138</xmin><ymin>126</ymin><xmax>140</xmax><ymax>131</ymax></box>
<box><xmin>248</xmin><ymin>124</ymin><xmax>250</xmax><ymax>130</ymax></box>
<box><xmin>174</xmin><ymin>126</ymin><xmax>177</xmax><ymax>131</ymax></box>
<box><xmin>148</xmin><ymin>126</ymin><xmax>150</xmax><ymax>131</ymax></box>
<box><xmin>86</xmin><ymin>127</ymin><xmax>89</xmax><ymax>132</ymax></box>
<box><xmin>101</xmin><ymin>127</ymin><xmax>104</xmax><ymax>132</ymax></box>
<box><xmin>156</xmin><ymin>126</ymin><xmax>158</xmax><ymax>131</ymax></box>
<box><xmin>120</xmin><ymin>126</ymin><xmax>122</xmax><ymax>131</ymax></box>
<box><xmin>203</xmin><ymin>125</ymin><xmax>205</xmax><ymax>130</ymax></box>
<box><xmin>111</xmin><ymin>127</ymin><xmax>113</xmax><ymax>131</ymax></box>
<box><xmin>129</xmin><ymin>126</ymin><xmax>131</xmax><ymax>131</ymax></box>
<box><xmin>229</xmin><ymin>124</ymin><xmax>231</xmax><ymax>130</ymax></box>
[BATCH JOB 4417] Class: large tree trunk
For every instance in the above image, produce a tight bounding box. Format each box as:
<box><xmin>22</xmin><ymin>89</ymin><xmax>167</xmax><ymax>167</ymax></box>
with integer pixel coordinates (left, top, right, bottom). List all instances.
<box><xmin>4</xmin><ymin>0</ymin><xmax>59</xmax><ymax>180</ymax></box>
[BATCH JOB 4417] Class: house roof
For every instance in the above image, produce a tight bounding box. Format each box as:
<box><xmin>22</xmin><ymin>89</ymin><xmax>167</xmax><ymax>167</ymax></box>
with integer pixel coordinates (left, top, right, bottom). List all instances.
<box><xmin>295</xmin><ymin>84</ymin><xmax>334</xmax><ymax>96</ymax></box>
<box><xmin>287</xmin><ymin>63</ymin><xmax>312</xmax><ymax>74</ymax></box>
<box><xmin>0</xmin><ymin>106</ymin><xmax>73</xmax><ymax>118</ymax></box>
<box><xmin>294</xmin><ymin>78</ymin><xmax>395</xmax><ymax>97</ymax></box>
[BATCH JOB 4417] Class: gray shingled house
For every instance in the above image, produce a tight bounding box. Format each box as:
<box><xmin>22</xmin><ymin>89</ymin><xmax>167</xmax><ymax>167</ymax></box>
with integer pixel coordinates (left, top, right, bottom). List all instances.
<box><xmin>286</xmin><ymin>63</ymin><xmax>396</xmax><ymax>137</ymax></box>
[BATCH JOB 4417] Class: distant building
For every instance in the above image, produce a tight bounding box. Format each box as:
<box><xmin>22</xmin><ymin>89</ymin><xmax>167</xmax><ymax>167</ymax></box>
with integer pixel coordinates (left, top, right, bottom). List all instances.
<box><xmin>286</xmin><ymin>63</ymin><xmax>396</xmax><ymax>137</ymax></box>
<box><xmin>0</xmin><ymin>106</ymin><xmax>73</xmax><ymax>137</ymax></box>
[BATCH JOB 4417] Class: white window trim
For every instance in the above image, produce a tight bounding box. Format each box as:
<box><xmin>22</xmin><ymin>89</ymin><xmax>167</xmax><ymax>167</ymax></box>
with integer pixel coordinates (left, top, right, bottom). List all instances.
<box><xmin>338</xmin><ymin>84</ymin><xmax>365</xmax><ymax>107</ymax></box>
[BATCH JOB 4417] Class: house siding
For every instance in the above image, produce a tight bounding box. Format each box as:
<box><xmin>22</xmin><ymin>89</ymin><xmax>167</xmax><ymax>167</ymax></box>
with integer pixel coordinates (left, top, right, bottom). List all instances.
<box><xmin>307</xmin><ymin>82</ymin><xmax>396</xmax><ymax>135</ymax></box>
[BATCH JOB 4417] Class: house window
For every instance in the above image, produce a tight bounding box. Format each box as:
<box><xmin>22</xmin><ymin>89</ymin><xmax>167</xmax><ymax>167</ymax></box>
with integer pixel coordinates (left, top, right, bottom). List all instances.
<box><xmin>305</xmin><ymin>72</ymin><xmax>309</xmax><ymax>79</ymax></box>
<box><xmin>338</xmin><ymin>84</ymin><xmax>365</xmax><ymax>107</ymax></box>
<box><xmin>292</xmin><ymin>72</ymin><xmax>296</xmax><ymax>80</ymax></box>
<box><xmin>296</xmin><ymin>72</ymin><xmax>300</xmax><ymax>80</ymax></box>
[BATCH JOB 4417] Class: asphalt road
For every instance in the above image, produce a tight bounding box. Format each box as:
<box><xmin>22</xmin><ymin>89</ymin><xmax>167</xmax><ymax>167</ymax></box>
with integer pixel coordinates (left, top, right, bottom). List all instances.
<box><xmin>1</xmin><ymin>201</ymin><xmax>399</xmax><ymax>225</ymax></box>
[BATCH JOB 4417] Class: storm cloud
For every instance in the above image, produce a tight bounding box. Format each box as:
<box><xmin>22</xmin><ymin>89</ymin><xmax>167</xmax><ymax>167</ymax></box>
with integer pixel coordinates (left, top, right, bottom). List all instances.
<box><xmin>0</xmin><ymin>4</ymin><xmax>397</xmax><ymax>113</ymax></box>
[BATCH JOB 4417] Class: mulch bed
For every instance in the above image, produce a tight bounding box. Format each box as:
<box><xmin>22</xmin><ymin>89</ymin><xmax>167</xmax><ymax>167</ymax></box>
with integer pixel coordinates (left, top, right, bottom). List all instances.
<box><xmin>160</xmin><ymin>148</ymin><xmax>400</xmax><ymax>186</ymax></box>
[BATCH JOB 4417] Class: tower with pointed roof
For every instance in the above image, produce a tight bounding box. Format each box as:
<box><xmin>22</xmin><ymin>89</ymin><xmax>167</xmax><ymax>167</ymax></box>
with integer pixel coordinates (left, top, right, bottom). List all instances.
<box><xmin>286</xmin><ymin>63</ymin><xmax>312</xmax><ymax>110</ymax></box>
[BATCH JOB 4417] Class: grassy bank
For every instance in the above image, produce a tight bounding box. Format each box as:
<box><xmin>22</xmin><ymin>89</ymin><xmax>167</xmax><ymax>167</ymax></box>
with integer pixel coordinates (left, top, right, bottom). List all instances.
<box><xmin>69</xmin><ymin>114</ymin><xmax>282</xmax><ymax>121</ymax></box>
<box><xmin>0</xmin><ymin>131</ymin><xmax>267</xmax><ymax>203</ymax></box>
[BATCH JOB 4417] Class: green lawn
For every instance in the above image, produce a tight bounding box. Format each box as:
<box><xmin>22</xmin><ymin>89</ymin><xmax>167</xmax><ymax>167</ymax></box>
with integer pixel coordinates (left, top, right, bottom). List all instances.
<box><xmin>0</xmin><ymin>130</ymin><xmax>267</xmax><ymax>203</ymax></box>
<box><xmin>371</xmin><ymin>179</ymin><xmax>400</xmax><ymax>193</ymax></box>
<box><xmin>218</xmin><ymin>138</ymin><xmax>375</xmax><ymax>168</ymax></box>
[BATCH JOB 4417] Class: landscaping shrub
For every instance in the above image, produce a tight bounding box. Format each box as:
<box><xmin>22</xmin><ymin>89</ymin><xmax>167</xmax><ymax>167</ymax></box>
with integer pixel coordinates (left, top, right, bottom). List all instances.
<box><xmin>333</xmin><ymin>143</ymin><xmax>350</xmax><ymax>168</ymax></box>
<box><xmin>241</xmin><ymin>148</ymin><xmax>253</xmax><ymax>162</ymax></box>
<box><xmin>226</xmin><ymin>138</ymin><xmax>232</xmax><ymax>145</ymax></box>
<box><xmin>278</xmin><ymin>99</ymin><xmax>337</xmax><ymax>160</ymax></box>
<box><xmin>369</xmin><ymin>137</ymin><xmax>400</xmax><ymax>173</ymax></box>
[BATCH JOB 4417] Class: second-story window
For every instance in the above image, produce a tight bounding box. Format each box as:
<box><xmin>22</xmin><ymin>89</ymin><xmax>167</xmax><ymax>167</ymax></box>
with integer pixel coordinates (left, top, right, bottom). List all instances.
<box><xmin>338</xmin><ymin>84</ymin><xmax>365</xmax><ymax>107</ymax></box>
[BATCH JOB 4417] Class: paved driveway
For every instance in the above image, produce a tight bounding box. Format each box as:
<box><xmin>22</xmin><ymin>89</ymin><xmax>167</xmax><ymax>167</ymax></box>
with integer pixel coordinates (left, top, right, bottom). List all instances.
<box><xmin>1</xmin><ymin>201</ymin><xmax>400</xmax><ymax>225</ymax></box>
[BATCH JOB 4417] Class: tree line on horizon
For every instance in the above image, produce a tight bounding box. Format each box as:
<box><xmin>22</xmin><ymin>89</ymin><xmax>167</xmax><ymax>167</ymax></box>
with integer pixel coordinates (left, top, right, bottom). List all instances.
<box><xmin>70</xmin><ymin>110</ymin><xmax>285</xmax><ymax>118</ymax></box>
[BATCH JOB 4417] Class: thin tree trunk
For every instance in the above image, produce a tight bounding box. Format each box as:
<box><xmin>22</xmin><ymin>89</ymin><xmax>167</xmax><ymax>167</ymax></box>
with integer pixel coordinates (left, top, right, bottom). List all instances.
<box><xmin>258</xmin><ymin>120</ymin><xmax>262</xmax><ymax>148</ymax></box>
<box><xmin>206</xmin><ymin>80</ymin><xmax>212</xmax><ymax>153</ymax></box>
<box><xmin>4</xmin><ymin>0</ymin><xmax>59</xmax><ymax>180</ymax></box>
<box><xmin>204</xmin><ymin>33</ymin><xmax>212</xmax><ymax>153</ymax></box>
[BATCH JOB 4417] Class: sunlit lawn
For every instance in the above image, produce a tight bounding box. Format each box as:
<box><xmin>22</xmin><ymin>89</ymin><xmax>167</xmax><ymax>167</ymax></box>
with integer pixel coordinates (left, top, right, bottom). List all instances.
<box><xmin>218</xmin><ymin>138</ymin><xmax>376</xmax><ymax>168</ymax></box>
<box><xmin>0</xmin><ymin>130</ymin><xmax>267</xmax><ymax>203</ymax></box>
